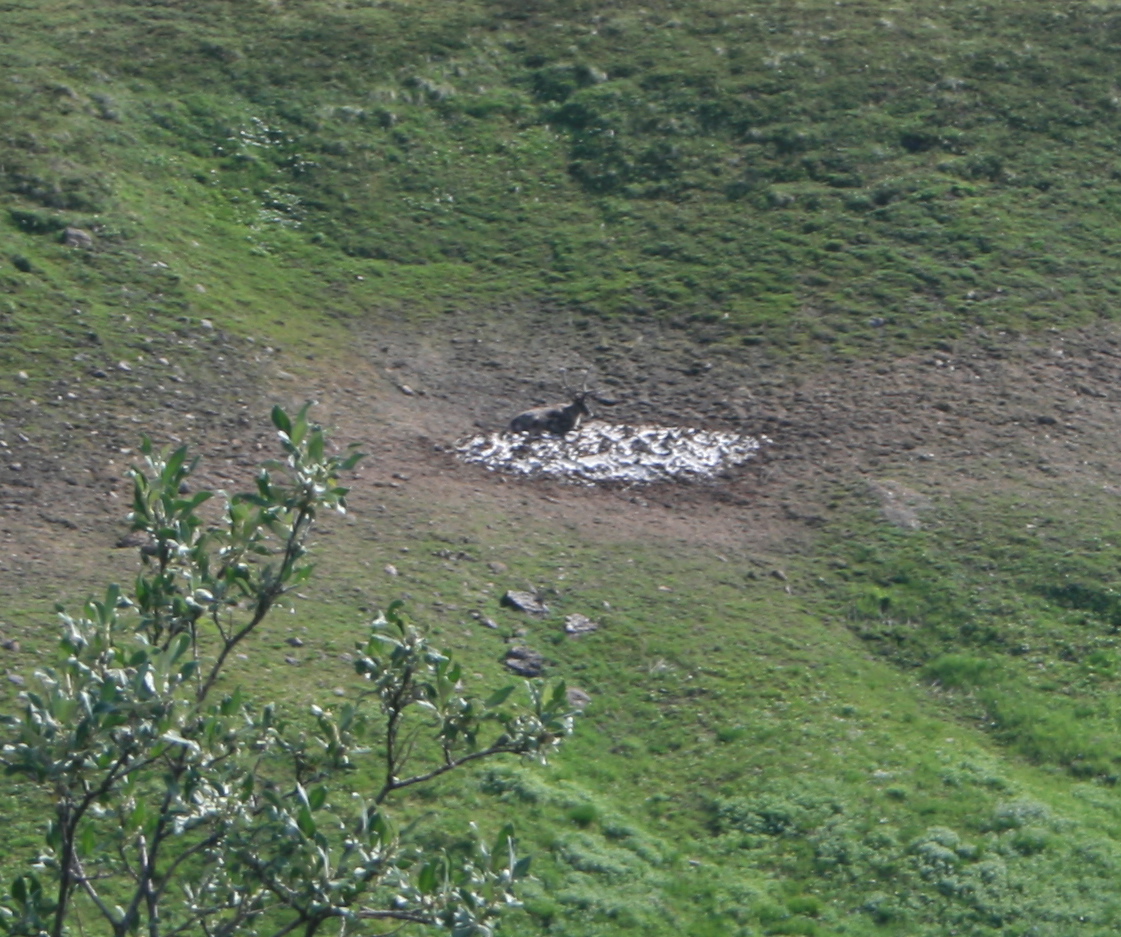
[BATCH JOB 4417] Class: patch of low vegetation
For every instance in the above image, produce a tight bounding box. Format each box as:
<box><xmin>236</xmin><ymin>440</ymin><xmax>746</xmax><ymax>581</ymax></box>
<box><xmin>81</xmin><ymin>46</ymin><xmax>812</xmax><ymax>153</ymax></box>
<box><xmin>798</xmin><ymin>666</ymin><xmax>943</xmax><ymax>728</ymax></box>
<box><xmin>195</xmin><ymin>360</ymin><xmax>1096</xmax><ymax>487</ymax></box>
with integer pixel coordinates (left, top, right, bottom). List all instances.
<box><xmin>830</xmin><ymin>483</ymin><xmax>1121</xmax><ymax>781</ymax></box>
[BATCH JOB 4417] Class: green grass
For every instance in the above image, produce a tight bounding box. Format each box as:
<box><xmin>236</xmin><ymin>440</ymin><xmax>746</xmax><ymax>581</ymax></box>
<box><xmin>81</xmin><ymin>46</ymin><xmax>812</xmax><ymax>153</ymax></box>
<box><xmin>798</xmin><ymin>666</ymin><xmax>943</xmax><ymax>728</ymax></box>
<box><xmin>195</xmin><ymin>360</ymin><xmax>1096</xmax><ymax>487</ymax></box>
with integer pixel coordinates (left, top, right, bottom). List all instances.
<box><xmin>10</xmin><ymin>0</ymin><xmax>1121</xmax><ymax>377</ymax></box>
<box><xmin>313</xmin><ymin>492</ymin><xmax>1121</xmax><ymax>935</ymax></box>
<box><xmin>8</xmin><ymin>447</ymin><xmax>1121</xmax><ymax>934</ymax></box>
<box><xmin>9</xmin><ymin>1</ymin><xmax>1121</xmax><ymax>934</ymax></box>
<box><xmin>172</xmin><ymin>487</ymin><xmax>1121</xmax><ymax>933</ymax></box>
<box><xmin>308</xmin><ymin>477</ymin><xmax>1121</xmax><ymax>934</ymax></box>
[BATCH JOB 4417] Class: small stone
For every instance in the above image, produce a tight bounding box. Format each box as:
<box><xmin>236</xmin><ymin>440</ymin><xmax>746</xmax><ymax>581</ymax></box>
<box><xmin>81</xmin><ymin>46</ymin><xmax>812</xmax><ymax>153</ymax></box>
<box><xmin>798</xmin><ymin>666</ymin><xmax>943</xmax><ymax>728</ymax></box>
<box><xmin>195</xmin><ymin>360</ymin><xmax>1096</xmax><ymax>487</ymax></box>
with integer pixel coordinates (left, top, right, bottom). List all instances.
<box><xmin>1</xmin><ymin>639</ymin><xmax>20</xmax><ymax>652</ymax></box>
<box><xmin>91</xmin><ymin>369</ymin><xmax>107</xmax><ymax>379</ymax></box>
<box><xmin>564</xmin><ymin>613</ymin><xmax>598</xmax><ymax>636</ymax></box>
<box><xmin>61</xmin><ymin>226</ymin><xmax>93</xmax><ymax>249</ymax></box>
<box><xmin>566</xmin><ymin>687</ymin><xmax>591</xmax><ymax>708</ymax></box>
<box><xmin>333</xmin><ymin>687</ymin><xmax>346</xmax><ymax>697</ymax></box>
<box><xmin>501</xmin><ymin>590</ymin><xmax>548</xmax><ymax>615</ymax></box>
<box><xmin>286</xmin><ymin>636</ymin><xmax>304</xmax><ymax>647</ymax></box>
<box><xmin>658</xmin><ymin>585</ymin><xmax>672</xmax><ymax>592</ymax></box>
<box><xmin>200</xmin><ymin>319</ymin><xmax>214</xmax><ymax>330</ymax></box>
<box><xmin>384</xmin><ymin>564</ymin><xmax>399</xmax><ymax>577</ymax></box>
<box><xmin>17</xmin><ymin>371</ymin><xmax>27</xmax><ymax>382</ymax></box>
<box><xmin>504</xmin><ymin>646</ymin><xmax>544</xmax><ymax>677</ymax></box>
<box><xmin>770</xmin><ymin>569</ymin><xmax>788</xmax><ymax>582</ymax></box>
<box><xmin>488</xmin><ymin>561</ymin><xmax>508</xmax><ymax>574</ymax></box>
<box><xmin>284</xmin><ymin>656</ymin><xmax>300</xmax><ymax>665</ymax></box>
<box><xmin>7</xmin><ymin>673</ymin><xmax>24</xmax><ymax>686</ymax></box>
<box><xmin>481</xmin><ymin>617</ymin><xmax>499</xmax><ymax>630</ymax></box>
<box><xmin>398</xmin><ymin>384</ymin><xmax>415</xmax><ymax>396</ymax></box>
<box><xmin>117</xmin><ymin>361</ymin><xmax>132</xmax><ymax>372</ymax></box>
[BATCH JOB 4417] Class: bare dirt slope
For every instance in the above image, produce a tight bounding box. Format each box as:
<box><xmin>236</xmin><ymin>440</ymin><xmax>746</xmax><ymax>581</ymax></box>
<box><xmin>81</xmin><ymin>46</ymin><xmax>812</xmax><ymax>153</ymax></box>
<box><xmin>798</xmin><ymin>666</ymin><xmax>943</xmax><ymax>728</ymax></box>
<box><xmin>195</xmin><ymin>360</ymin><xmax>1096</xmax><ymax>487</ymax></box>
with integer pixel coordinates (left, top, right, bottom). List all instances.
<box><xmin>4</xmin><ymin>312</ymin><xmax>1121</xmax><ymax>631</ymax></box>
<box><xmin>334</xmin><ymin>312</ymin><xmax>1121</xmax><ymax>545</ymax></box>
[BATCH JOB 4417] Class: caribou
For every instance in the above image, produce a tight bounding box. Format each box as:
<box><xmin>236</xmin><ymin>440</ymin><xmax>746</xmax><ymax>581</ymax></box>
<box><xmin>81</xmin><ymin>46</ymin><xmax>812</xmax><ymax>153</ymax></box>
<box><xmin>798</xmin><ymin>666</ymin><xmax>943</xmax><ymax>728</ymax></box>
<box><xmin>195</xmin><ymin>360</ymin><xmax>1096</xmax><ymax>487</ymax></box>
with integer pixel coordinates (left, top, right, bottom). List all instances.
<box><xmin>508</xmin><ymin>369</ymin><xmax>593</xmax><ymax>436</ymax></box>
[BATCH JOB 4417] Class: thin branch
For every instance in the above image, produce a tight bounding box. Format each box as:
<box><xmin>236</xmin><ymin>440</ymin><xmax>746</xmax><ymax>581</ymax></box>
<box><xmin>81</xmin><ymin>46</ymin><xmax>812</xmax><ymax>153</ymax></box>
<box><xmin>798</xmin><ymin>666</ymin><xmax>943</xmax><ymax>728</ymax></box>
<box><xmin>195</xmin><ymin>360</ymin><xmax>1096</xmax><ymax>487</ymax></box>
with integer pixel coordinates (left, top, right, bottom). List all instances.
<box><xmin>211</xmin><ymin>604</ymin><xmax>230</xmax><ymax>645</ymax></box>
<box><xmin>366</xmin><ymin>926</ymin><xmax>410</xmax><ymax>937</ymax></box>
<box><xmin>164</xmin><ymin>898</ymin><xmax>262</xmax><ymax>937</ymax></box>
<box><xmin>262</xmin><ymin>916</ymin><xmax>311</xmax><ymax>937</ymax></box>
<box><xmin>71</xmin><ymin>855</ymin><xmax>120</xmax><ymax>929</ymax></box>
<box><xmin>116</xmin><ymin>838</ymin><xmax>138</xmax><ymax>882</ymax></box>
<box><xmin>197</xmin><ymin>504</ymin><xmax>313</xmax><ymax>703</ymax></box>
<box><xmin>237</xmin><ymin>853</ymin><xmax>301</xmax><ymax>909</ymax></box>
<box><xmin>375</xmin><ymin>743</ymin><xmax>519</xmax><ymax>804</ymax></box>
<box><xmin>355</xmin><ymin>909</ymin><xmax>435</xmax><ymax>925</ymax></box>
<box><xmin>52</xmin><ymin>745</ymin><xmax>137</xmax><ymax>937</ymax></box>
<box><xmin>134</xmin><ymin>834</ymin><xmax>151</xmax><ymax>936</ymax></box>
<box><xmin>164</xmin><ymin>908</ymin><xmax>226</xmax><ymax>937</ymax></box>
<box><xmin>397</xmin><ymin>723</ymin><xmax>423</xmax><ymax>775</ymax></box>
<box><xmin>120</xmin><ymin>748</ymin><xmax>188</xmax><ymax>937</ymax></box>
<box><xmin>197</xmin><ymin>598</ymin><xmax>273</xmax><ymax>703</ymax></box>
<box><xmin>152</xmin><ymin>831</ymin><xmax>224</xmax><ymax>904</ymax></box>
<box><xmin>381</xmin><ymin>664</ymin><xmax>414</xmax><ymax>798</ymax></box>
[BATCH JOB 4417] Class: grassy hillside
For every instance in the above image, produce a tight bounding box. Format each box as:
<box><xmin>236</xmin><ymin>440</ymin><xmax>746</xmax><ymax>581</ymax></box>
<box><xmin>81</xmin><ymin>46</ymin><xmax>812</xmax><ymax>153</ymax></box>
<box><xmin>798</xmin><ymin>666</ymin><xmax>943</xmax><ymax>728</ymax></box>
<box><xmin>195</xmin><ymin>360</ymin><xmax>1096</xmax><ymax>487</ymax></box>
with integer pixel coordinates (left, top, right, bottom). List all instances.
<box><xmin>6</xmin><ymin>2</ymin><xmax>1121</xmax><ymax>936</ymax></box>
<box><xmin>8</xmin><ymin>0</ymin><xmax>1121</xmax><ymax>369</ymax></box>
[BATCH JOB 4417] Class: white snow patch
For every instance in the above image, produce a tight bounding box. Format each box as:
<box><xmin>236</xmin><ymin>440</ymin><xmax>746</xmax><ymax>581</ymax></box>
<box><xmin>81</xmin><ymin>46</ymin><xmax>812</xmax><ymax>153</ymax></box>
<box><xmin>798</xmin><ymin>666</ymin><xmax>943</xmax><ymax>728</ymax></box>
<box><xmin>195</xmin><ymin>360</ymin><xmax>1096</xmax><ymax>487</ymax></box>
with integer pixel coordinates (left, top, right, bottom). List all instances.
<box><xmin>455</xmin><ymin>422</ymin><xmax>769</xmax><ymax>485</ymax></box>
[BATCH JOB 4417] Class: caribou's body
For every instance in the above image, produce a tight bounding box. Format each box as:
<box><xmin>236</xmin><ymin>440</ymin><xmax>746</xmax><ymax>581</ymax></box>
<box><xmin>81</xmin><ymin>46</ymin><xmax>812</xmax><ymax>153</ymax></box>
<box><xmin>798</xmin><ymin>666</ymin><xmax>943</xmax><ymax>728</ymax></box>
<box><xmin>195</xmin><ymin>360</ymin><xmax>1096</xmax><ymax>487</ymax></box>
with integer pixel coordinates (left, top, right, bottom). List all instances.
<box><xmin>508</xmin><ymin>370</ymin><xmax>592</xmax><ymax>436</ymax></box>
<box><xmin>508</xmin><ymin>397</ymin><xmax>589</xmax><ymax>436</ymax></box>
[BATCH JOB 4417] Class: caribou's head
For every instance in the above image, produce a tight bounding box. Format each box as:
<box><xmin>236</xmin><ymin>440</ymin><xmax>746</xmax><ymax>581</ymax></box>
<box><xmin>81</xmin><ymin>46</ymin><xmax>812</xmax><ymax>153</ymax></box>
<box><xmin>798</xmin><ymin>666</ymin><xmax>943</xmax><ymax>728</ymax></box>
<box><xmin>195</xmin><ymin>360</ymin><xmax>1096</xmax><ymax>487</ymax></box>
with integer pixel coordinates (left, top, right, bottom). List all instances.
<box><xmin>560</xmin><ymin>367</ymin><xmax>593</xmax><ymax>415</ymax></box>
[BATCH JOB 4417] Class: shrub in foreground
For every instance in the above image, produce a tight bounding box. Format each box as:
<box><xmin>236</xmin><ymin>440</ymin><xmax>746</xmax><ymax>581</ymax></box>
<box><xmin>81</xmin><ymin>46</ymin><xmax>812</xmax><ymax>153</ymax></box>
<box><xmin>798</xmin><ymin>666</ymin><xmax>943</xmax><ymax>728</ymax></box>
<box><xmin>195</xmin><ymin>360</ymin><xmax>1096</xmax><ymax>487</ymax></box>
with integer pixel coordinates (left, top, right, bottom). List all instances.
<box><xmin>0</xmin><ymin>406</ymin><xmax>576</xmax><ymax>937</ymax></box>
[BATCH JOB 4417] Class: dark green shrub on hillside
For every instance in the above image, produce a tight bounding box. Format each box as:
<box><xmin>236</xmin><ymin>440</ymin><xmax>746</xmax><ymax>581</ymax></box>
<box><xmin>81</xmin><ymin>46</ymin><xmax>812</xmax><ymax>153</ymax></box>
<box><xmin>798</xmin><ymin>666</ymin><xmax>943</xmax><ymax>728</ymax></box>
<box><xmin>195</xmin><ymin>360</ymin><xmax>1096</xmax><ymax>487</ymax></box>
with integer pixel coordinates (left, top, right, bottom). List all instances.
<box><xmin>924</xmin><ymin>653</ymin><xmax>998</xmax><ymax>689</ymax></box>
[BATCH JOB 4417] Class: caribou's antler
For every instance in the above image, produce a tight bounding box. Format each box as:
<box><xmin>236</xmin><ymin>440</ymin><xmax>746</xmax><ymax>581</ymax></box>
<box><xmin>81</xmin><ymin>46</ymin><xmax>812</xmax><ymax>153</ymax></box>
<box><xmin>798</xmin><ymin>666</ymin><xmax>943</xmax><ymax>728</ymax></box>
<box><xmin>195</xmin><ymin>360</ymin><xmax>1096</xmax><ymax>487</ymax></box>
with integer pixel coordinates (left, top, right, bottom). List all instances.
<box><xmin>559</xmin><ymin>367</ymin><xmax>591</xmax><ymax>397</ymax></box>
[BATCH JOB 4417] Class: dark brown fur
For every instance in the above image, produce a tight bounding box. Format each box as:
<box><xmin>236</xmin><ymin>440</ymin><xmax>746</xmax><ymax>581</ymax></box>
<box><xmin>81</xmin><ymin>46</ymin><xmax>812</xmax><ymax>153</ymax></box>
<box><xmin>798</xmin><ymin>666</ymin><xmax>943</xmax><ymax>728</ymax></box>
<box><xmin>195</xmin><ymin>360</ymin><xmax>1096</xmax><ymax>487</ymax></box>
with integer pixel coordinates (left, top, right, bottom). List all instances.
<box><xmin>508</xmin><ymin>395</ymin><xmax>590</xmax><ymax>436</ymax></box>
